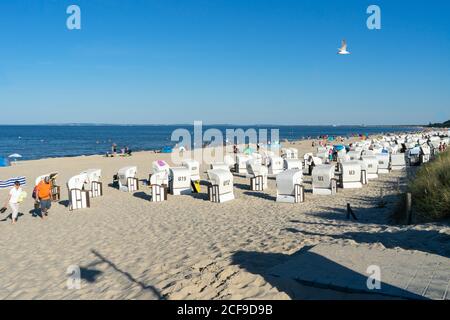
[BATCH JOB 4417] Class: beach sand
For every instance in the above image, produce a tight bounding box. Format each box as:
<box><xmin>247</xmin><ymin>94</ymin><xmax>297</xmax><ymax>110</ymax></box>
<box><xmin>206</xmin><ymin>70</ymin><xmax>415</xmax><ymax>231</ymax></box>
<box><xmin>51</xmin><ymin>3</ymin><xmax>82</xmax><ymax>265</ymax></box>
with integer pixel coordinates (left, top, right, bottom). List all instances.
<box><xmin>0</xmin><ymin>139</ymin><xmax>448</xmax><ymax>300</ymax></box>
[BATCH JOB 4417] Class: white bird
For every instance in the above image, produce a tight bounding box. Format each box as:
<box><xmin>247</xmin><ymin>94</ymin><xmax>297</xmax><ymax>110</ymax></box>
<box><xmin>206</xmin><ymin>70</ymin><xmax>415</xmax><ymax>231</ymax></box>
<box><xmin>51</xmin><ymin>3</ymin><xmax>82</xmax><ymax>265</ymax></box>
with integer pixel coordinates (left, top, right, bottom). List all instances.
<box><xmin>338</xmin><ymin>39</ymin><xmax>350</xmax><ymax>55</ymax></box>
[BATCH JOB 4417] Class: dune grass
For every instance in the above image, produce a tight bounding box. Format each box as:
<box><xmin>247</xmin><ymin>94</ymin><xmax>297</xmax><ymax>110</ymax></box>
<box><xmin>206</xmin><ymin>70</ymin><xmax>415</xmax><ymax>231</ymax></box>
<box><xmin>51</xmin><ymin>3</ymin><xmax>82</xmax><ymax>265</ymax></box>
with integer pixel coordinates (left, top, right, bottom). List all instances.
<box><xmin>407</xmin><ymin>150</ymin><xmax>450</xmax><ymax>222</ymax></box>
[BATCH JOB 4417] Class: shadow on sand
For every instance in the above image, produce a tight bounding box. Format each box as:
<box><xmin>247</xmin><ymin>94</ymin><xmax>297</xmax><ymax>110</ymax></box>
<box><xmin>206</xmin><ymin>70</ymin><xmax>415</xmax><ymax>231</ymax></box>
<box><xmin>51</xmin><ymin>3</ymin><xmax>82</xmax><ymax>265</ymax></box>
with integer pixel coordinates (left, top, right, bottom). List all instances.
<box><xmin>231</xmin><ymin>247</ymin><xmax>426</xmax><ymax>300</ymax></box>
<box><xmin>133</xmin><ymin>191</ymin><xmax>152</xmax><ymax>201</ymax></box>
<box><xmin>1</xmin><ymin>212</ymin><xmax>25</xmax><ymax>222</ymax></box>
<box><xmin>191</xmin><ymin>192</ymin><xmax>210</xmax><ymax>201</ymax></box>
<box><xmin>283</xmin><ymin>227</ymin><xmax>450</xmax><ymax>259</ymax></box>
<box><xmin>234</xmin><ymin>183</ymin><xmax>250</xmax><ymax>191</ymax></box>
<box><xmin>81</xmin><ymin>250</ymin><xmax>165</xmax><ymax>300</ymax></box>
<box><xmin>304</xmin><ymin>173</ymin><xmax>415</xmax><ymax>224</ymax></box>
<box><xmin>243</xmin><ymin>191</ymin><xmax>276</xmax><ymax>201</ymax></box>
<box><xmin>79</xmin><ymin>267</ymin><xmax>103</xmax><ymax>283</ymax></box>
<box><xmin>308</xmin><ymin>194</ymin><xmax>401</xmax><ymax>225</ymax></box>
<box><xmin>58</xmin><ymin>200</ymin><xmax>70</xmax><ymax>208</ymax></box>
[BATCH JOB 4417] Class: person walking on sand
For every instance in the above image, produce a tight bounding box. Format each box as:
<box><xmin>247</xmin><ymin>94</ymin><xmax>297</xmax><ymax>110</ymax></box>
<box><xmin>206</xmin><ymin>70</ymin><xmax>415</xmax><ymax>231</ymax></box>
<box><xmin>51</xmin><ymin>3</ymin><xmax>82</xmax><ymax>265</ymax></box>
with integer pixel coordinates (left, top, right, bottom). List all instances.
<box><xmin>35</xmin><ymin>176</ymin><xmax>53</xmax><ymax>219</ymax></box>
<box><xmin>2</xmin><ymin>181</ymin><xmax>23</xmax><ymax>224</ymax></box>
<box><xmin>112</xmin><ymin>143</ymin><xmax>117</xmax><ymax>156</ymax></box>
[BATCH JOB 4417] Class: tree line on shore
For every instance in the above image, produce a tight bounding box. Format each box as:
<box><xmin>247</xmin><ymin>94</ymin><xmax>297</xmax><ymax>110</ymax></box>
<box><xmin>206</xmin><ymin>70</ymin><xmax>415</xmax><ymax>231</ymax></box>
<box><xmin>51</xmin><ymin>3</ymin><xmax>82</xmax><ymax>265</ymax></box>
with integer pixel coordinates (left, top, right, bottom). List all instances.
<box><xmin>427</xmin><ymin>120</ymin><xmax>450</xmax><ymax>128</ymax></box>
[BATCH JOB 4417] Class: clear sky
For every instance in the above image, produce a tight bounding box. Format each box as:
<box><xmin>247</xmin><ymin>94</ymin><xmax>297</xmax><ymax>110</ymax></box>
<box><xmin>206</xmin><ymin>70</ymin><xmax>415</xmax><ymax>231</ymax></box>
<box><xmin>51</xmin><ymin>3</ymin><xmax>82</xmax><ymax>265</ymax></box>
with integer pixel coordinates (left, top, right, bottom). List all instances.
<box><xmin>0</xmin><ymin>0</ymin><xmax>449</xmax><ymax>125</ymax></box>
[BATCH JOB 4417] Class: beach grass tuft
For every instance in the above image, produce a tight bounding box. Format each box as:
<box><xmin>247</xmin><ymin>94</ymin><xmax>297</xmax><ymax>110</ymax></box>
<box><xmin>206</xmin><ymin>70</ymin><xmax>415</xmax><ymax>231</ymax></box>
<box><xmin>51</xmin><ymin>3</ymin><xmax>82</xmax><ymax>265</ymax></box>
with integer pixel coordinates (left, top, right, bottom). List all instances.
<box><xmin>405</xmin><ymin>150</ymin><xmax>450</xmax><ymax>222</ymax></box>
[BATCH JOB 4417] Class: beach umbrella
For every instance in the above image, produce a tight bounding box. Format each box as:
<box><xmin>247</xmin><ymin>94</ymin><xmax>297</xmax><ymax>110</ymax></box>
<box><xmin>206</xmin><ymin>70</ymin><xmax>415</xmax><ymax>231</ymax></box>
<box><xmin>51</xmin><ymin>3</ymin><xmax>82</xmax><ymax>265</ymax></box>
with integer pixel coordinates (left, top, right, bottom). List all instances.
<box><xmin>9</xmin><ymin>153</ymin><xmax>22</xmax><ymax>158</ymax></box>
<box><xmin>8</xmin><ymin>154</ymin><xmax>22</xmax><ymax>163</ymax></box>
<box><xmin>8</xmin><ymin>153</ymin><xmax>22</xmax><ymax>158</ymax></box>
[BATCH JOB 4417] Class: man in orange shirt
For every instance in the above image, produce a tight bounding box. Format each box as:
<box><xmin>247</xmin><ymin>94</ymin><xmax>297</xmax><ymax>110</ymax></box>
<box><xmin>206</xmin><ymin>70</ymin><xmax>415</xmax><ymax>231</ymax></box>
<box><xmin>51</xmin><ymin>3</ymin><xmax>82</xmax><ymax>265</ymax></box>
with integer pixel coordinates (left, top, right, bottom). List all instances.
<box><xmin>36</xmin><ymin>176</ymin><xmax>53</xmax><ymax>219</ymax></box>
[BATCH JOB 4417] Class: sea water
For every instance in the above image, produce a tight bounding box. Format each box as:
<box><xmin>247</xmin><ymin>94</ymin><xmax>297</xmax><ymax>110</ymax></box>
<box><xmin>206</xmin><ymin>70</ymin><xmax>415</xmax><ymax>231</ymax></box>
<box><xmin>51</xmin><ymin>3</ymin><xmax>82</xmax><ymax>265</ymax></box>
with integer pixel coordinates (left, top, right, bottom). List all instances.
<box><xmin>0</xmin><ymin>125</ymin><xmax>419</xmax><ymax>161</ymax></box>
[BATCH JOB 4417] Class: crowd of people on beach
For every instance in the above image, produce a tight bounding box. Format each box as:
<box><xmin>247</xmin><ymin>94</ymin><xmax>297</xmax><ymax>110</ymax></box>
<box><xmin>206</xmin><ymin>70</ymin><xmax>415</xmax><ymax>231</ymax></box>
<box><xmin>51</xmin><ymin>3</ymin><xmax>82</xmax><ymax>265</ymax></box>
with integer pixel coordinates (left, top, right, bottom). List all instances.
<box><xmin>106</xmin><ymin>143</ymin><xmax>133</xmax><ymax>157</ymax></box>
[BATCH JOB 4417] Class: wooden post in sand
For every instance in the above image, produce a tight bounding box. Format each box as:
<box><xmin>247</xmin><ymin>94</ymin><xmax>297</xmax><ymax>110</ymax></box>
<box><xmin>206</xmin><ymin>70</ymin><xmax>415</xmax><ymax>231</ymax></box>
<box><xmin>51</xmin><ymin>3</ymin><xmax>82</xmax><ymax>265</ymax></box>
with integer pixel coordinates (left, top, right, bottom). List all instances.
<box><xmin>377</xmin><ymin>188</ymin><xmax>387</xmax><ymax>208</ymax></box>
<box><xmin>406</xmin><ymin>192</ymin><xmax>413</xmax><ymax>224</ymax></box>
<box><xmin>380</xmin><ymin>187</ymin><xmax>384</xmax><ymax>201</ymax></box>
<box><xmin>346</xmin><ymin>203</ymin><xmax>358</xmax><ymax>220</ymax></box>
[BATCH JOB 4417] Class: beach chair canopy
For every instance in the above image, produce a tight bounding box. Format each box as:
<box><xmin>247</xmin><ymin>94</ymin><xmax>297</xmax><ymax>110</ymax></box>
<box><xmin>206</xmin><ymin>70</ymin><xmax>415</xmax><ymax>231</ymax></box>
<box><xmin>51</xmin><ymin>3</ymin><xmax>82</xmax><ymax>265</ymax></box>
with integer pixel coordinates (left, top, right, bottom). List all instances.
<box><xmin>0</xmin><ymin>176</ymin><xmax>26</xmax><ymax>189</ymax></box>
<box><xmin>409</xmin><ymin>147</ymin><xmax>421</xmax><ymax>155</ymax></box>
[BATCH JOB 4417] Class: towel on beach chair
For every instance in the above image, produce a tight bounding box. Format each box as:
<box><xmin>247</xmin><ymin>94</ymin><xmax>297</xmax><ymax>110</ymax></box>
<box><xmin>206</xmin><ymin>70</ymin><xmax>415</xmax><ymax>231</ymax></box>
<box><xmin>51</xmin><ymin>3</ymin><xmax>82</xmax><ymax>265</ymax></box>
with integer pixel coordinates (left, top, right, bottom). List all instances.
<box><xmin>0</xmin><ymin>176</ymin><xmax>26</xmax><ymax>189</ymax></box>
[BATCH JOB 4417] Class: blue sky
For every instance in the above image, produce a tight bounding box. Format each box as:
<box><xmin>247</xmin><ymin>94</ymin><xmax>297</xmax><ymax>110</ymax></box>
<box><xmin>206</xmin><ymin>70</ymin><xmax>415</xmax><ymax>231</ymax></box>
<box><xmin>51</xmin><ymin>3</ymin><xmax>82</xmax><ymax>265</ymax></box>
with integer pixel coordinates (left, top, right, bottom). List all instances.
<box><xmin>0</xmin><ymin>0</ymin><xmax>449</xmax><ymax>125</ymax></box>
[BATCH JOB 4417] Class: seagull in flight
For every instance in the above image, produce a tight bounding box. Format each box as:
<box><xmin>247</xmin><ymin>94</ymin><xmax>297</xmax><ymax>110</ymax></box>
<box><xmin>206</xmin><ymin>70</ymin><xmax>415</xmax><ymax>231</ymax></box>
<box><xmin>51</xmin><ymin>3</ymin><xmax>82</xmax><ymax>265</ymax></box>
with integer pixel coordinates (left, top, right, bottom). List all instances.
<box><xmin>338</xmin><ymin>39</ymin><xmax>350</xmax><ymax>55</ymax></box>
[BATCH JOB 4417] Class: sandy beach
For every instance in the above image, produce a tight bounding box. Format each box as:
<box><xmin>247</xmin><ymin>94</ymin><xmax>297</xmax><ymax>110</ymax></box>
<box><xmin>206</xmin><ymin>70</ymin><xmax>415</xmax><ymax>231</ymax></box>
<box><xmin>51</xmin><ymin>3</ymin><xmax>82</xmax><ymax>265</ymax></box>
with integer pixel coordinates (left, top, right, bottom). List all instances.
<box><xmin>0</xmin><ymin>139</ymin><xmax>449</xmax><ymax>300</ymax></box>
<box><xmin>2</xmin><ymin>0</ymin><xmax>450</xmax><ymax>304</ymax></box>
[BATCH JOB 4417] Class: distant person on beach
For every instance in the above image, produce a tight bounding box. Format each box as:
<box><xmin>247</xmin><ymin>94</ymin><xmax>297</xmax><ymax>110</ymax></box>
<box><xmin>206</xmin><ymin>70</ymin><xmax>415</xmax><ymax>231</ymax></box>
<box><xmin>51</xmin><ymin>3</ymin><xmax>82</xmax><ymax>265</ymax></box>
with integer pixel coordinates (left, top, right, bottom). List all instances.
<box><xmin>401</xmin><ymin>143</ymin><xmax>407</xmax><ymax>153</ymax></box>
<box><xmin>112</xmin><ymin>143</ymin><xmax>117</xmax><ymax>156</ymax></box>
<box><xmin>2</xmin><ymin>181</ymin><xmax>23</xmax><ymax>224</ymax></box>
<box><xmin>35</xmin><ymin>176</ymin><xmax>52</xmax><ymax>219</ymax></box>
